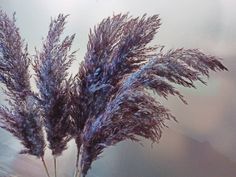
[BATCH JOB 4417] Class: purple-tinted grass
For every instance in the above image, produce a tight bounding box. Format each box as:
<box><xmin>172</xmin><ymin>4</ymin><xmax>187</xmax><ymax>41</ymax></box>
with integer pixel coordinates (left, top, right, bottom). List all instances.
<box><xmin>0</xmin><ymin>10</ymin><xmax>228</xmax><ymax>177</ymax></box>
<box><xmin>71</xmin><ymin>14</ymin><xmax>227</xmax><ymax>176</ymax></box>
<box><xmin>33</xmin><ymin>14</ymin><xmax>76</xmax><ymax>156</ymax></box>
<box><xmin>0</xmin><ymin>10</ymin><xmax>45</xmax><ymax>158</ymax></box>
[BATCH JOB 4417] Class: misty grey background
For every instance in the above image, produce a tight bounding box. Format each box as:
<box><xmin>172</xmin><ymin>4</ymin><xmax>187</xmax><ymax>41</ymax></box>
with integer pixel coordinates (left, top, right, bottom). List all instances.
<box><xmin>0</xmin><ymin>0</ymin><xmax>236</xmax><ymax>177</ymax></box>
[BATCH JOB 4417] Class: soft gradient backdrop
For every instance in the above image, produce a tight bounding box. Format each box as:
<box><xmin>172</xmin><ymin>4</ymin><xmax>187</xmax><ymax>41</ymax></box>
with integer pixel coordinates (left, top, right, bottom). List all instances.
<box><xmin>0</xmin><ymin>0</ymin><xmax>236</xmax><ymax>177</ymax></box>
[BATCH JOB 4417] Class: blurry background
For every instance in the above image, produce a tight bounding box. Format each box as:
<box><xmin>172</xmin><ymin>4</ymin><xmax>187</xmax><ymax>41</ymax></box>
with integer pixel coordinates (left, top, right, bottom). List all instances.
<box><xmin>0</xmin><ymin>0</ymin><xmax>236</xmax><ymax>177</ymax></box>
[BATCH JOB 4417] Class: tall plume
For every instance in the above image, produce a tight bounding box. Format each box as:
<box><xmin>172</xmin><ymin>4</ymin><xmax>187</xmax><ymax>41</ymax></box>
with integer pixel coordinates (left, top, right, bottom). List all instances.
<box><xmin>0</xmin><ymin>10</ymin><xmax>45</xmax><ymax>158</ymax></box>
<box><xmin>33</xmin><ymin>14</ymin><xmax>75</xmax><ymax>156</ymax></box>
<box><xmin>71</xmin><ymin>14</ymin><xmax>227</xmax><ymax>176</ymax></box>
<box><xmin>71</xmin><ymin>13</ymin><xmax>161</xmax><ymax>149</ymax></box>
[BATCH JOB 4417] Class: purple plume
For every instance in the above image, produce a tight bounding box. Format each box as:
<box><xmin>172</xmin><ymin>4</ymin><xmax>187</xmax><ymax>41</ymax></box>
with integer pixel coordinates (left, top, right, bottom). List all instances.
<box><xmin>33</xmin><ymin>14</ymin><xmax>75</xmax><ymax>156</ymax></box>
<box><xmin>71</xmin><ymin>14</ymin><xmax>227</xmax><ymax>176</ymax></box>
<box><xmin>0</xmin><ymin>10</ymin><xmax>45</xmax><ymax>158</ymax></box>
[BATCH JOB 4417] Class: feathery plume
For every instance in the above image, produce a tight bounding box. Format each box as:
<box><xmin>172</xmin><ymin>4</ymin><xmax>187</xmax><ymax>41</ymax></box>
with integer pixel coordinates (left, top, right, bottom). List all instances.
<box><xmin>80</xmin><ymin>89</ymin><xmax>174</xmax><ymax>175</ymax></box>
<box><xmin>33</xmin><ymin>14</ymin><xmax>76</xmax><ymax>177</ymax></box>
<box><xmin>0</xmin><ymin>9</ymin><xmax>45</xmax><ymax>158</ymax></box>
<box><xmin>34</xmin><ymin>14</ymin><xmax>75</xmax><ymax>157</ymax></box>
<box><xmin>71</xmin><ymin>12</ymin><xmax>161</xmax><ymax>153</ymax></box>
<box><xmin>71</xmin><ymin>14</ymin><xmax>162</xmax><ymax>176</ymax></box>
<box><xmin>72</xmin><ymin>14</ymin><xmax>227</xmax><ymax>176</ymax></box>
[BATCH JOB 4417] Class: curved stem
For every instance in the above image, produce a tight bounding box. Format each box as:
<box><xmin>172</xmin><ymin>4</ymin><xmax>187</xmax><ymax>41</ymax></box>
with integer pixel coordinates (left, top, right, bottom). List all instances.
<box><xmin>73</xmin><ymin>144</ymin><xmax>84</xmax><ymax>177</ymax></box>
<box><xmin>54</xmin><ymin>156</ymin><xmax>57</xmax><ymax>177</ymax></box>
<box><xmin>41</xmin><ymin>156</ymin><xmax>51</xmax><ymax>177</ymax></box>
<box><xmin>74</xmin><ymin>137</ymin><xmax>81</xmax><ymax>177</ymax></box>
<box><xmin>78</xmin><ymin>145</ymin><xmax>84</xmax><ymax>177</ymax></box>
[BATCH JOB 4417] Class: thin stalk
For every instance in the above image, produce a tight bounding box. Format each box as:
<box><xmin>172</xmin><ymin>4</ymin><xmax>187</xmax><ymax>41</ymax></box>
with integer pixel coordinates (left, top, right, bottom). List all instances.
<box><xmin>73</xmin><ymin>138</ymin><xmax>81</xmax><ymax>177</ymax></box>
<box><xmin>73</xmin><ymin>151</ymin><xmax>80</xmax><ymax>177</ymax></box>
<box><xmin>78</xmin><ymin>169</ymin><xmax>82</xmax><ymax>177</ymax></box>
<box><xmin>78</xmin><ymin>145</ymin><xmax>84</xmax><ymax>177</ymax></box>
<box><xmin>41</xmin><ymin>156</ymin><xmax>51</xmax><ymax>177</ymax></box>
<box><xmin>74</xmin><ymin>144</ymin><xmax>83</xmax><ymax>177</ymax></box>
<box><xmin>54</xmin><ymin>156</ymin><xmax>57</xmax><ymax>177</ymax></box>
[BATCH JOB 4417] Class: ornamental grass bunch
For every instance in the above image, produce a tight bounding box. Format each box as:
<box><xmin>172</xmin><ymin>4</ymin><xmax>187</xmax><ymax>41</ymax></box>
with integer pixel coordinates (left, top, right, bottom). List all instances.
<box><xmin>0</xmin><ymin>9</ymin><xmax>227</xmax><ymax>177</ymax></box>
